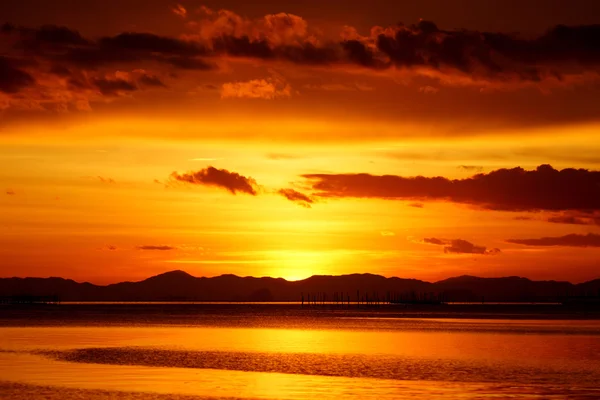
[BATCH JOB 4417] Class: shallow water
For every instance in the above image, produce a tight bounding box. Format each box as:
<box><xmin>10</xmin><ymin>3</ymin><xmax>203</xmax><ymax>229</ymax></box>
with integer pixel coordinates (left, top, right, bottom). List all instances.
<box><xmin>1</xmin><ymin>305</ymin><xmax>599</xmax><ymax>399</ymax></box>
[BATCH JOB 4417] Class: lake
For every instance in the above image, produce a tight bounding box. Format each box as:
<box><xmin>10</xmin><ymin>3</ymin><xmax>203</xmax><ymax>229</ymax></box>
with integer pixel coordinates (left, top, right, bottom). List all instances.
<box><xmin>1</xmin><ymin>304</ymin><xmax>599</xmax><ymax>399</ymax></box>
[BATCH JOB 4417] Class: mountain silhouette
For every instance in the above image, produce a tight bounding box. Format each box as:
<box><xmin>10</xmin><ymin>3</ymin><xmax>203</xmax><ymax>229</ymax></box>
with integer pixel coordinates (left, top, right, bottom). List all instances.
<box><xmin>0</xmin><ymin>271</ymin><xmax>598</xmax><ymax>302</ymax></box>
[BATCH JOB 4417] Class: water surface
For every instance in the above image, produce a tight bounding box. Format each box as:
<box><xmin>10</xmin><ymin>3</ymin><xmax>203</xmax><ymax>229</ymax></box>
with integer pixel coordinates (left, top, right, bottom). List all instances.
<box><xmin>1</xmin><ymin>304</ymin><xmax>599</xmax><ymax>399</ymax></box>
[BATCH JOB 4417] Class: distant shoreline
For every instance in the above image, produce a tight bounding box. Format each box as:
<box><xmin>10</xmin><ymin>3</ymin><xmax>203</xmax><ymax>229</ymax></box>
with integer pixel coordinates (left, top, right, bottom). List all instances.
<box><xmin>1</xmin><ymin>303</ymin><xmax>600</xmax><ymax>329</ymax></box>
<box><xmin>2</xmin><ymin>271</ymin><xmax>599</xmax><ymax>303</ymax></box>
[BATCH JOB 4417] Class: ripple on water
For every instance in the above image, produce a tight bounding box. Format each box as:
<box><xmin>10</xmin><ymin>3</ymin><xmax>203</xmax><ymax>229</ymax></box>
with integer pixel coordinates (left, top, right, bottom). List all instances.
<box><xmin>39</xmin><ymin>347</ymin><xmax>600</xmax><ymax>387</ymax></box>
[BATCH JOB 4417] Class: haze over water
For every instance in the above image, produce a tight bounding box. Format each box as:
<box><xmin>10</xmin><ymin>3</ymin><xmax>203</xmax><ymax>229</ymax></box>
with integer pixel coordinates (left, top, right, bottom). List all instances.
<box><xmin>1</xmin><ymin>304</ymin><xmax>600</xmax><ymax>399</ymax></box>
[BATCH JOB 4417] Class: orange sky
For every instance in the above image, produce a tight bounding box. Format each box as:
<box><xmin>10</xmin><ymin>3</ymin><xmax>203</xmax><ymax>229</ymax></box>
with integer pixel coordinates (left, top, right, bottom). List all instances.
<box><xmin>2</xmin><ymin>0</ymin><xmax>600</xmax><ymax>284</ymax></box>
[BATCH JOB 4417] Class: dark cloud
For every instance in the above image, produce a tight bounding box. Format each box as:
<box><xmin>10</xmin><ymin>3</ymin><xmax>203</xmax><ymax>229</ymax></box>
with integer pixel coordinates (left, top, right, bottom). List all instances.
<box><xmin>0</xmin><ymin>56</ymin><xmax>35</xmax><ymax>93</ymax></box>
<box><xmin>303</xmin><ymin>164</ymin><xmax>600</xmax><ymax>212</ymax></box>
<box><xmin>6</xmin><ymin>18</ymin><xmax>600</xmax><ymax>85</ymax></box>
<box><xmin>342</xmin><ymin>39</ymin><xmax>380</xmax><ymax>67</ymax></box>
<box><xmin>422</xmin><ymin>237</ymin><xmax>500</xmax><ymax>255</ymax></box>
<box><xmin>32</xmin><ymin>25</ymin><xmax>89</xmax><ymax>46</ymax></box>
<box><xmin>2</xmin><ymin>23</ymin><xmax>212</xmax><ymax>73</ymax></box>
<box><xmin>3</xmin><ymin>16</ymin><xmax>600</xmax><ymax>111</ymax></box>
<box><xmin>171</xmin><ymin>166</ymin><xmax>258</xmax><ymax>195</ymax></box>
<box><xmin>278</xmin><ymin>188</ymin><xmax>313</xmax><ymax>208</ymax></box>
<box><xmin>92</xmin><ymin>78</ymin><xmax>137</xmax><ymax>96</ymax></box>
<box><xmin>212</xmin><ymin>35</ymin><xmax>274</xmax><ymax>59</ymax></box>
<box><xmin>1</xmin><ymin>23</ymin><xmax>89</xmax><ymax>46</ymax></box>
<box><xmin>49</xmin><ymin>64</ymin><xmax>72</xmax><ymax>76</ymax></box>
<box><xmin>548</xmin><ymin>215</ymin><xmax>592</xmax><ymax>225</ymax></box>
<box><xmin>137</xmin><ymin>74</ymin><xmax>165</xmax><ymax>87</ymax></box>
<box><xmin>60</xmin><ymin>47</ymin><xmax>140</xmax><ymax>68</ymax></box>
<box><xmin>6</xmin><ymin>189</ymin><xmax>15</xmax><ymax>195</ymax></box>
<box><xmin>409</xmin><ymin>202</ymin><xmax>424</xmax><ymax>208</ymax></box>
<box><xmin>136</xmin><ymin>245</ymin><xmax>177</xmax><ymax>251</ymax></box>
<box><xmin>507</xmin><ymin>233</ymin><xmax>600</xmax><ymax>247</ymax></box>
<box><xmin>445</xmin><ymin>239</ymin><xmax>501</xmax><ymax>255</ymax></box>
<box><xmin>341</xmin><ymin>21</ymin><xmax>600</xmax><ymax>82</ymax></box>
<box><xmin>99</xmin><ymin>32</ymin><xmax>204</xmax><ymax>56</ymax></box>
<box><xmin>162</xmin><ymin>56</ymin><xmax>214</xmax><ymax>70</ymax></box>
<box><xmin>423</xmin><ymin>237</ymin><xmax>445</xmax><ymax>245</ymax></box>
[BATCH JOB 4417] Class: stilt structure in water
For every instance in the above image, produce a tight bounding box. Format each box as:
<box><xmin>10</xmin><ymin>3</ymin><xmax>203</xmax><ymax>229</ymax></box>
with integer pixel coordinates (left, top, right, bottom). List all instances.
<box><xmin>300</xmin><ymin>290</ymin><xmax>447</xmax><ymax>307</ymax></box>
<box><xmin>0</xmin><ymin>295</ymin><xmax>60</xmax><ymax>305</ymax></box>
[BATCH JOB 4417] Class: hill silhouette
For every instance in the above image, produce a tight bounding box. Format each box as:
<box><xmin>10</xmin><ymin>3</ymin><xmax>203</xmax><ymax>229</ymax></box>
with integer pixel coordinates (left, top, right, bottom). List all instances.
<box><xmin>0</xmin><ymin>271</ymin><xmax>598</xmax><ymax>302</ymax></box>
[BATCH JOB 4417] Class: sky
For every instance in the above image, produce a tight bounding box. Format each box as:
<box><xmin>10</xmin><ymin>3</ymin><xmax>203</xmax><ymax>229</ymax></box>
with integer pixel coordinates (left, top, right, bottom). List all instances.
<box><xmin>1</xmin><ymin>0</ymin><xmax>600</xmax><ymax>284</ymax></box>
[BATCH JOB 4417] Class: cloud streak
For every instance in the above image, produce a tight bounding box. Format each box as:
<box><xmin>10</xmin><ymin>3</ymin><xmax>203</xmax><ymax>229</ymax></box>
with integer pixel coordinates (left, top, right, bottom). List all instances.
<box><xmin>170</xmin><ymin>166</ymin><xmax>315</xmax><ymax>208</ymax></box>
<box><xmin>423</xmin><ymin>237</ymin><xmax>501</xmax><ymax>255</ymax></box>
<box><xmin>303</xmin><ymin>165</ymin><xmax>600</xmax><ymax>212</ymax></box>
<box><xmin>278</xmin><ymin>188</ymin><xmax>313</xmax><ymax>208</ymax></box>
<box><xmin>171</xmin><ymin>167</ymin><xmax>258</xmax><ymax>195</ymax></box>
<box><xmin>137</xmin><ymin>245</ymin><xmax>177</xmax><ymax>251</ymax></box>
<box><xmin>507</xmin><ymin>233</ymin><xmax>600</xmax><ymax>247</ymax></box>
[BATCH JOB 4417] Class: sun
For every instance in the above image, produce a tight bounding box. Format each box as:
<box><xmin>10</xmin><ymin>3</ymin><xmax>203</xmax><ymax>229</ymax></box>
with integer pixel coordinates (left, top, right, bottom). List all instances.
<box><xmin>262</xmin><ymin>250</ymin><xmax>334</xmax><ymax>281</ymax></box>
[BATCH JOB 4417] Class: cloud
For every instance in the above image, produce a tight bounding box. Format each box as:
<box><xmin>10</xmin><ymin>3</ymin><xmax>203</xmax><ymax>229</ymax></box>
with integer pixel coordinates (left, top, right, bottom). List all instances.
<box><xmin>6</xmin><ymin>189</ymin><xmax>15</xmax><ymax>195</ymax></box>
<box><xmin>0</xmin><ymin>24</ymin><xmax>212</xmax><ymax>110</ymax></box>
<box><xmin>507</xmin><ymin>233</ymin><xmax>600</xmax><ymax>247</ymax></box>
<box><xmin>458</xmin><ymin>165</ymin><xmax>484</xmax><ymax>172</ymax></box>
<box><xmin>99</xmin><ymin>32</ymin><xmax>203</xmax><ymax>56</ymax></box>
<box><xmin>341</xmin><ymin>21</ymin><xmax>600</xmax><ymax>86</ymax></box>
<box><xmin>423</xmin><ymin>237</ymin><xmax>446</xmax><ymax>246</ymax></box>
<box><xmin>92</xmin><ymin>77</ymin><xmax>137</xmax><ymax>96</ymax></box>
<box><xmin>161</xmin><ymin>55</ymin><xmax>214</xmax><ymax>70</ymax></box>
<box><xmin>303</xmin><ymin>164</ymin><xmax>600</xmax><ymax>212</ymax></box>
<box><xmin>278</xmin><ymin>188</ymin><xmax>313</xmax><ymax>208</ymax></box>
<box><xmin>303</xmin><ymin>83</ymin><xmax>374</xmax><ymax>92</ymax></box>
<box><xmin>190</xmin><ymin>7</ymin><xmax>311</xmax><ymax>47</ymax></box>
<box><xmin>171</xmin><ymin>166</ymin><xmax>258</xmax><ymax>195</ymax></box>
<box><xmin>514</xmin><ymin>215</ymin><xmax>534</xmax><ymax>221</ymax></box>
<box><xmin>136</xmin><ymin>245</ymin><xmax>177</xmax><ymax>251</ymax></box>
<box><xmin>97</xmin><ymin>245</ymin><xmax>118</xmax><ymax>251</ymax></box>
<box><xmin>422</xmin><ymin>237</ymin><xmax>500</xmax><ymax>255</ymax></box>
<box><xmin>1</xmin><ymin>23</ymin><xmax>89</xmax><ymax>46</ymax></box>
<box><xmin>97</xmin><ymin>176</ymin><xmax>116</xmax><ymax>184</ymax></box>
<box><xmin>0</xmin><ymin>57</ymin><xmax>35</xmax><ymax>93</ymax></box>
<box><xmin>4</xmin><ymin>13</ymin><xmax>600</xmax><ymax>111</ymax></box>
<box><xmin>445</xmin><ymin>239</ymin><xmax>501</xmax><ymax>255</ymax></box>
<box><xmin>137</xmin><ymin>74</ymin><xmax>165</xmax><ymax>87</ymax></box>
<box><xmin>221</xmin><ymin>78</ymin><xmax>292</xmax><ymax>100</ymax></box>
<box><xmin>547</xmin><ymin>215</ymin><xmax>592</xmax><ymax>225</ymax></box>
<box><xmin>380</xmin><ymin>231</ymin><xmax>395</xmax><ymax>236</ymax></box>
<box><xmin>172</xmin><ymin>4</ymin><xmax>187</xmax><ymax>18</ymax></box>
<box><xmin>419</xmin><ymin>86</ymin><xmax>438</xmax><ymax>94</ymax></box>
<box><xmin>409</xmin><ymin>202</ymin><xmax>424</xmax><ymax>208</ymax></box>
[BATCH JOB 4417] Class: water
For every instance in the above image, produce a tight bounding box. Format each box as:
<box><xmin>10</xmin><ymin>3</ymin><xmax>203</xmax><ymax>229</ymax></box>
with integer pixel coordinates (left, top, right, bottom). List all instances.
<box><xmin>1</xmin><ymin>304</ymin><xmax>599</xmax><ymax>399</ymax></box>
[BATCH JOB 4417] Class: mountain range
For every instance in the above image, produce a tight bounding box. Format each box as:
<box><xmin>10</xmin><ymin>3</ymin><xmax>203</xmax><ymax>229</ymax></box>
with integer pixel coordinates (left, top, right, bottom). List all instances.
<box><xmin>1</xmin><ymin>270</ymin><xmax>599</xmax><ymax>302</ymax></box>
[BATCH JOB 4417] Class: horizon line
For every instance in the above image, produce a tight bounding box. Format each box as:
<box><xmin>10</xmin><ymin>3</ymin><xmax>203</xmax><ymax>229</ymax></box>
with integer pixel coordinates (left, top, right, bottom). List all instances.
<box><xmin>1</xmin><ymin>269</ymin><xmax>598</xmax><ymax>287</ymax></box>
